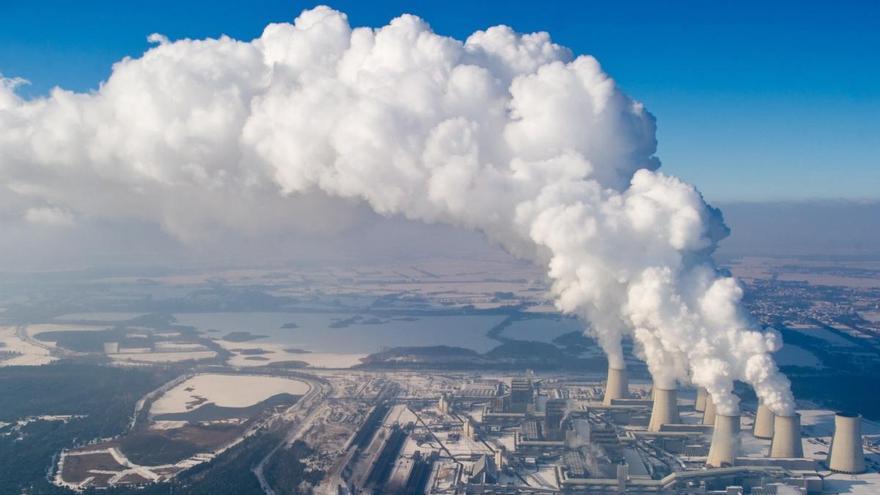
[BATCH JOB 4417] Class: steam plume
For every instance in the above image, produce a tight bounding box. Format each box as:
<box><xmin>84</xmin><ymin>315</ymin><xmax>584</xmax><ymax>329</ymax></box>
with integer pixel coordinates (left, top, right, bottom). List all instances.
<box><xmin>0</xmin><ymin>6</ymin><xmax>794</xmax><ymax>415</ymax></box>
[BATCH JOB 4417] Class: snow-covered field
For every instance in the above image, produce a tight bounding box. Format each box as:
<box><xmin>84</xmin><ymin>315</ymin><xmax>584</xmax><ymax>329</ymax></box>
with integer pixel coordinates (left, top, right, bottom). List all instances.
<box><xmin>215</xmin><ymin>339</ymin><xmax>366</xmax><ymax>369</ymax></box>
<box><xmin>150</xmin><ymin>373</ymin><xmax>311</xmax><ymax>415</ymax></box>
<box><xmin>110</xmin><ymin>351</ymin><xmax>217</xmax><ymax>363</ymax></box>
<box><xmin>0</xmin><ymin>325</ymin><xmax>56</xmax><ymax>366</ymax></box>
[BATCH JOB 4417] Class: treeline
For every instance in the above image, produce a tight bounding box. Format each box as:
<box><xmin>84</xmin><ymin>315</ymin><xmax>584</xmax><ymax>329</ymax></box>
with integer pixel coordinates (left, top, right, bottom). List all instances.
<box><xmin>98</xmin><ymin>433</ymin><xmax>322</xmax><ymax>495</ymax></box>
<box><xmin>0</xmin><ymin>363</ymin><xmax>179</xmax><ymax>494</ymax></box>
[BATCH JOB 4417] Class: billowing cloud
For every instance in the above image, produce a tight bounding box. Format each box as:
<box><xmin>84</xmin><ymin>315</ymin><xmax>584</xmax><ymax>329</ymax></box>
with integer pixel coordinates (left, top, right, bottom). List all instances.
<box><xmin>0</xmin><ymin>6</ymin><xmax>794</xmax><ymax>414</ymax></box>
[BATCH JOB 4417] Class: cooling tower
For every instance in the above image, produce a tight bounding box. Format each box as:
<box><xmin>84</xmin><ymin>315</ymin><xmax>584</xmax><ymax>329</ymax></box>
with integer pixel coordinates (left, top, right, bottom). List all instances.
<box><xmin>648</xmin><ymin>388</ymin><xmax>680</xmax><ymax>432</ymax></box>
<box><xmin>695</xmin><ymin>387</ymin><xmax>708</xmax><ymax>412</ymax></box>
<box><xmin>828</xmin><ymin>412</ymin><xmax>866</xmax><ymax>474</ymax></box>
<box><xmin>702</xmin><ymin>396</ymin><xmax>717</xmax><ymax>425</ymax></box>
<box><xmin>769</xmin><ymin>413</ymin><xmax>804</xmax><ymax>458</ymax></box>
<box><xmin>706</xmin><ymin>414</ymin><xmax>741</xmax><ymax>467</ymax></box>
<box><xmin>603</xmin><ymin>366</ymin><xmax>629</xmax><ymax>405</ymax></box>
<box><xmin>753</xmin><ymin>403</ymin><xmax>774</xmax><ymax>439</ymax></box>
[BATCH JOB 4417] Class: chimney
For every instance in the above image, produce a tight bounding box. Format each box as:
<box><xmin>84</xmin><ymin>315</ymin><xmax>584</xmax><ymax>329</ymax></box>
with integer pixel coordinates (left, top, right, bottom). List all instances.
<box><xmin>706</xmin><ymin>414</ymin><xmax>741</xmax><ymax>467</ymax></box>
<box><xmin>695</xmin><ymin>387</ymin><xmax>708</xmax><ymax>412</ymax></box>
<box><xmin>827</xmin><ymin>412</ymin><xmax>866</xmax><ymax>474</ymax></box>
<box><xmin>648</xmin><ymin>388</ymin><xmax>680</xmax><ymax>432</ymax></box>
<box><xmin>752</xmin><ymin>403</ymin><xmax>774</xmax><ymax>439</ymax></box>
<box><xmin>603</xmin><ymin>366</ymin><xmax>629</xmax><ymax>405</ymax></box>
<box><xmin>702</xmin><ymin>396</ymin><xmax>717</xmax><ymax>425</ymax></box>
<box><xmin>769</xmin><ymin>413</ymin><xmax>804</xmax><ymax>458</ymax></box>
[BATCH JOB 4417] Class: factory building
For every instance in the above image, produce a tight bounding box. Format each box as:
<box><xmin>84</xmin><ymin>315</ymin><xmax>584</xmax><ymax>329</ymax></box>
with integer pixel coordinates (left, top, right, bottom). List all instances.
<box><xmin>509</xmin><ymin>378</ymin><xmax>533</xmax><ymax>413</ymax></box>
<box><xmin>338</xmin><ymin>373</ymin><xmax>873</xmax><ymax>495</ymax></box>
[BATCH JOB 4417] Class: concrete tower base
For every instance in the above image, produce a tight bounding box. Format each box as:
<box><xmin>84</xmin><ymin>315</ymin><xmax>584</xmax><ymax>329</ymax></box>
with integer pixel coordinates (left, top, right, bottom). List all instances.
<box><xmin>707</xmin><ymin>414</ymin><xmax>741</xmax><ymax>467</ymax></box>
<box><xmin>828</xmin><ymin>412</ymin><xmax>866</xmax><ymax>474</ymax></box>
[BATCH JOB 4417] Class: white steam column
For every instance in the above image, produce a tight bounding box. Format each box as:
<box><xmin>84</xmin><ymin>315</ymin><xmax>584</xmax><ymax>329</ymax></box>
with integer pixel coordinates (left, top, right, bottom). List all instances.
<box><xmin>707</xmin><ymin>414</ymin><xmax>741</xmax><ymax>467</ymax></box>
<box><xmin>828</xmin><ymin>412</ymin><xmax>866</xmax><ymax>474</ymax></box>
<box><xmin>695</xmin><ymin>387</ymin><xmax>708</xmax><ymax>412</ymax></box>
<box><xmin>648</xmin><ymin>388</ymin><xmax>680</xmax><ymax>432</ymax></box>
<box><xmin>753</xmin><ymin>403</ymin><xmax>774</xmax><ymax>439</ymax></box>
<box><xmin>603</xmin><ymin>366</ymin><xmax>629</xmax><ymax>405</ymax></box>
<box><xmin>702</xmin><ymin>396</ymin><xmax>717</xmax><ymax>425</ymax></box>
<box><xmin>769</xmin><ymin>414</ymin><xmax>804</xmax><ymax>458</ymax></box>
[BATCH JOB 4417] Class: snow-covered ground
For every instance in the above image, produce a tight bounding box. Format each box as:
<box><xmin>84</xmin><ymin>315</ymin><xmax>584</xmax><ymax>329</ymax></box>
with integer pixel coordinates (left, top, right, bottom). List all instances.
<box><xmin>109</xmin><ymin>351</ymin><xmax>217</xmax><ymax>363</ymax></box>
<box><xmin>150</xmin><ymin>373</ymin><xmax>311</xmax><ymax>414</ymax></box>
<box><xmin>0</xmin><ymin>325</ymin><xmax>56</xmax><ymax>366</ymax></box>
<box><xmin>214</xmin><ymin>339</ymin><xmax>366</xmax><ymax>368</ymax></box>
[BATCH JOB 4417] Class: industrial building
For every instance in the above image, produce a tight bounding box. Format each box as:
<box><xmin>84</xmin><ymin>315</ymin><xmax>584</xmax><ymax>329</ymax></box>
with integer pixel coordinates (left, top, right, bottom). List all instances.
<box><xmin>326</xmin><ymin>370</ymin><xmax>876</xmax><ymax>494</ymax></box>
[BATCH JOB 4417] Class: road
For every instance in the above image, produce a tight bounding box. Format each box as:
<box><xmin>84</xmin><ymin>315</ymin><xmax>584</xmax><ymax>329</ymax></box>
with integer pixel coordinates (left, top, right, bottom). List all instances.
<box><xmin>253</xmin><ymin>374</ymin><xmax>331</xmax><ymax>495</ymax></box>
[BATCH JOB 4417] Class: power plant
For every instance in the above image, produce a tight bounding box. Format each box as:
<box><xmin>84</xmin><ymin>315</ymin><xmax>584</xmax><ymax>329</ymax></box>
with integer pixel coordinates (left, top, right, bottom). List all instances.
<box><xmin>695</xmin><ymin>387</ymin><xmax>708</xmax><ymax>412</ymax></box>
<box><xmin>753</xmin><ymin>402</ymin><xmax>775</xmax><ymax>439</ymax></box>
<box><xmin>648</xmin><ymin>387</ymin><xmax>680</xmax><ymax>431</ymax></box>
<box><xmin>325</xmin><ymin>372</ymin><xmax>873</xmax><ymax>495</ymax></box>
<box><xmin>827</xmin><ymin>412</ymin><xmax>866</xmax><ymax>474</ymax></box>
<box><xmin>770</xmin><ymin>413</ymin><xmax>804</xmax><ymax>458</ymax></box>
<box><xmin>602</xmin><ymin>366</ymin><xmax>629</xmax><ymax>405</ymax></box>
<box><xmin>706</xmin><ymin>413</ymin><xmax>741</xmax><ymax>467</ymax></box>
<box><xmin>702</xmin><ymin>395</ymin><xmax>717</xmax><ymax>425</ymax></box>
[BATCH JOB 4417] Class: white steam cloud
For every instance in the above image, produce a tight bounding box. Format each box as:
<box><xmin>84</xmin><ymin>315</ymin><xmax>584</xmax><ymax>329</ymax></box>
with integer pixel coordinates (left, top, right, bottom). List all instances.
<box><xmin>0</xmin><ymin>6</ymin><xmax>794</xmax><ymax>415</ymax></box>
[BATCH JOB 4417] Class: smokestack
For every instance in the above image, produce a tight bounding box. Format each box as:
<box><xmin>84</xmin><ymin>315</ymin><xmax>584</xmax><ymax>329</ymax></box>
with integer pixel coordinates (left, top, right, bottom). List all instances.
<box><xmin>695</xmin><ymin>387</ymin><xmax>708</xmax><ymax>412</ymax></box>
<box><xmin>648</xmin><ymin>388</ymin><xmax>680</xmax><ymax>432</ymax></box>
<box><xmin>769</xmin><ymin>413</ymin><xmax>804</xmax><ymax>458</ymax></box>
<box><xmin>603</xmin><ymin>366</ymin><xmax>629</xmax><ymax>405</ymax></box>
<box><xmin>702</xmin><ymin>396</ymin><xmax>717</xmax><ymax>425</ymax></box>
<box><xmin>828</xmin><ymin>412</ymin><xmax>866</xmax><ymax>474</ymax></box>
<box><xmin>706</xmin><ymin>414</ymin><xmax>741</xmax><ymax>467</ymax></box>
<box><xmin>752</xmin><ymin>403</ymin><xmax>774</xmax><ymax>439</ymax></box>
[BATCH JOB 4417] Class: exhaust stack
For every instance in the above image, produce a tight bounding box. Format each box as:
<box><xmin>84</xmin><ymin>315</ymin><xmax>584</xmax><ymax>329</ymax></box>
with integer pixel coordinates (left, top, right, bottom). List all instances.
<box><xmin>769</xmin><ymin>413</ymin><xmax>804</xmax><ymax>458</ymax></box>
<box><xmin>828</xmin><ymin>412</ymin><xmax>866</xmax><ymax>474</ymax></box>
<box><xmin>753</xmin><ymin>403</ymin><xmax>774</xmax><ymax>439</ymax></box>
<box><xmin>706</xmin><ymin>414</ymin><xmax>741</xmax><ymax>467</ymax></box>
<box><xmin>603</xmin><ymin>366</ymin><xmax>629</xmax><ymax>405</ymax></box>
<box><xmin>648</xmin><ymin>388</ymin><xmax>680</xmax><ymax>432</ymax></box>
<box><xmin>702</xmin><ymin>396</ymin><xmax>717</xmax><ymax>425</ymax></box>
<box><xmin>695</xmin><ymin>387</ymin><xmax>708</xmax><ymax>412</ymax></box>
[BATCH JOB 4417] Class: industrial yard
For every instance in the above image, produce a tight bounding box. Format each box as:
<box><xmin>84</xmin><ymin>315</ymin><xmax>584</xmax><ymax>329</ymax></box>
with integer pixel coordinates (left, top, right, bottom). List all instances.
<box><xmin>42</xmin><ymin>366</ymin><xmax>880</xmax><ymax>494</ymax></box>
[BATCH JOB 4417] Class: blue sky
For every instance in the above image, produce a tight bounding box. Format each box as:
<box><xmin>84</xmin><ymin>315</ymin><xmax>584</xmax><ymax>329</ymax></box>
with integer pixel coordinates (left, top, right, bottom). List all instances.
<box><xmin>2</xmin><ymin>0</ymin><xmax>877</xmax><ymax>202</ymax></box>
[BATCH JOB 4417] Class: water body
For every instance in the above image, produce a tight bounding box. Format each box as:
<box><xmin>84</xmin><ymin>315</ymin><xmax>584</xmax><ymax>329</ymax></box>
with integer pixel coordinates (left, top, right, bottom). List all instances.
<box><xmin>173</xmin><ymin>312</ymin><xmax>509</xmax><ymax>354</ymax></box>
<box><xmin>501</xmin><ymin>316</ymin><xmax>585</xmax><ymax>343</ymax></box>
